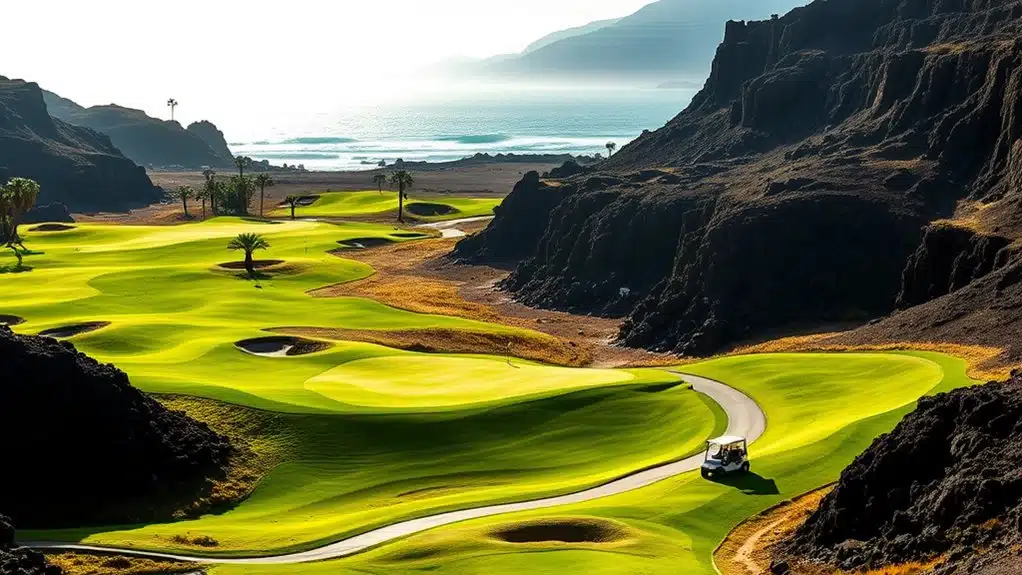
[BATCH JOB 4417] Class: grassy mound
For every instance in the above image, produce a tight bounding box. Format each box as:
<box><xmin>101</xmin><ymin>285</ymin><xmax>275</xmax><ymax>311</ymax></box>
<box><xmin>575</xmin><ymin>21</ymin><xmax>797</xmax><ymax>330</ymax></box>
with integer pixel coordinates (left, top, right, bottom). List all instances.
<box><xmin>270</xmin><ymin>190</ymin><xmax>500</xmax><ymax>221</ymax></box>
<box><xmin>207</xmin><ymin>352</ymin><xmax>977</xmax><ymax>574</ymax></box>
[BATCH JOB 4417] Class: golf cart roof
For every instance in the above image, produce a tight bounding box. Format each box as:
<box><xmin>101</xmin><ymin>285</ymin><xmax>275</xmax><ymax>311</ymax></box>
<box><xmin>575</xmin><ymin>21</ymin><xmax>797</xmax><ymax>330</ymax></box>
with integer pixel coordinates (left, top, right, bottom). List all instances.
<box><xmin>708</xmin><ymin>435</ymin><xmax>747</xmax><ymax>445</ymax></box>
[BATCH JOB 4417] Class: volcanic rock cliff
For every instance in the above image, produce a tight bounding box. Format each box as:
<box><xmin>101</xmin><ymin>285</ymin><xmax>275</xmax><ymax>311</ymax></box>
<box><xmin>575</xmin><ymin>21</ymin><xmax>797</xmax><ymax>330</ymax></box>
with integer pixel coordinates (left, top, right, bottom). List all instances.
<box><xmin>0</xmin><ymin>326</ymin><xmax>232</xmax><ymax>528</ymax></box>
<box><xmin>456</xmin><ymin>0</ymin><xmax>1022</xmax><ymax>356</ymax></box>
<box><xmin>0</xmin><ymin>516</ymin><xmax>61</xmax><ymax>575</ymax></box>
<box><xmin>0</xmin><ymin>77</ymin><xmax>160</xmax><ymax>212</ymax></box>
<box><xmin>782</xmin><ymin>373</ymin><xmax>1022</xmax><ymax>575</ymax></box>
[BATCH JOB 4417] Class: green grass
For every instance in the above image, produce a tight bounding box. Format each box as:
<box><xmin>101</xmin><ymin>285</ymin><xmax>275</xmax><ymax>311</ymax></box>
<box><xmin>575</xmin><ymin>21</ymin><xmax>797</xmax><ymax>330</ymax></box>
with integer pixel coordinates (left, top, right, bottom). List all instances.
<box><xmin>203</xmin><ymin>351</ymin><xmax>978</xmax><ymax>574</ymax></box>
<box><xmin>5</xmin><ymin>219</ymin><xmax>721</xmax><ymax>554</ymax></box>
<box><xmin>269</xmin><ymin>190</ymin><xmax>501</xmax><ymax>221</ymax></box>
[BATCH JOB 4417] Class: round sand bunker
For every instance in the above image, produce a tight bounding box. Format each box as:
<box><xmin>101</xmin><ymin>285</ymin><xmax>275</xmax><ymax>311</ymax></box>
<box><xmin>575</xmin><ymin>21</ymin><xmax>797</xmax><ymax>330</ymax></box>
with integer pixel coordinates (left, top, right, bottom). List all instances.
<box><xmin>218</xmin><ymin>260</ymin><xmax>285</xmax><ymax>270</ymax></box>
<box><xmin>235</xmin><ymin>336</ymin><xmax>332</xmax><ymax>357</ymax></box>
<box><xmin>406</xmin><ymin>203</ymin><xmax>458</xmax><ymax>217</ymax></box>
<box><xmin>337</xmin><ymin>237</ymin><xmax>395</xmax><ymax>249</ymax></box>
<box><xmin>29</xmin><ymin>223</ymin><xmax>76</xmax><ymax>232</ymax></box>
<box><xmin>39</xmin><ymin>321</ymin><xmax>110</xmax><ymax>338</ymax></box>
<box><xmin>489</xmin><ymin>519</ymin><xmax>629</xmax><ymax>544</ymax></box>
<box><xmin>0</xmin><ymin>315</ymin><xmax>24</xmax><ymax>326</ymax></box>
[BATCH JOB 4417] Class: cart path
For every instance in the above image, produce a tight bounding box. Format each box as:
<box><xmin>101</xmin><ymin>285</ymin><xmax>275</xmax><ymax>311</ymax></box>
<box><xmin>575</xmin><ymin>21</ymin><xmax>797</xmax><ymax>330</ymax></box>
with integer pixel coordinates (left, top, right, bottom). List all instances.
<box><xmin>25</xmin><ymin>373</ymin><xmax>766</xmax><ymax>565</ymax></box>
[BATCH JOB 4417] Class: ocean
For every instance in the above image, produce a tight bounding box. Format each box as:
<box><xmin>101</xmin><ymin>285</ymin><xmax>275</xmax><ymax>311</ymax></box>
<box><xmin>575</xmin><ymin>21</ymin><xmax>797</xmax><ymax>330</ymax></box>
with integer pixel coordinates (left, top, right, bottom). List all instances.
<box><xmin>227</xmin><ymin>88</ymin><xmax>693</xmax><ymax>171</ymax></box>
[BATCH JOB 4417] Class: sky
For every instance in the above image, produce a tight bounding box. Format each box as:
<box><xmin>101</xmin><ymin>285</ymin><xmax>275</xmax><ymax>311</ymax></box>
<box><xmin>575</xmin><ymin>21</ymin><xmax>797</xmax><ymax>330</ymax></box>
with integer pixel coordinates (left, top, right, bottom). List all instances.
<box><xmin>0</xmin><ymin>0</ymin><xmax>656</xmax><ymax>126</ymax></box>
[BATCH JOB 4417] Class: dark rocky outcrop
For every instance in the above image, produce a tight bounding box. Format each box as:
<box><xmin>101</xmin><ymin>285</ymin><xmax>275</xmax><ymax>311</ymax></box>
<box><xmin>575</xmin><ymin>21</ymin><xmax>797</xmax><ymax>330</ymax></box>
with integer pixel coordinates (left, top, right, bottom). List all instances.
<box><xmin>21</xmin><ymin>203</ymin><xmax>73</xmax><ymax>225</ymax></box>
<box><xmin>0</xmin><ymin>515</ymin><xmax>61</xmax><ymax>575</ymax></box>
<box><xmin>186</xmin><ymin>120</ymin><xmax>235</xmax><ymax>163</ymax></box>
<box><xmin>452</xmin><ymin>172</ymin><xmax>568</xmax><ymax>262</ymax></box>
<box><xmin>0</xmin><ymin>326</ymin><xmax>232</xmax><ymax>529</ymax></box>
<box><xmin>456</xmin><ymin>0</ymin><xmax>1022</xmax><ymax>356</ymax></box>
<box><xmin>0</xmin><ymin>77</ymin><xmax>160</xmax><ymax>212</ymax></box>
<box><xmin>41</xmin><ymin>91</ymin><xmax>235</xmax><ymax>170</ymax></box>
<box><xmin>783</xmin><ymin>375</ymin><xmax>1022</xmax><ymax>574</ymax></box>
<box><xmin>897</xmin><ymin>223</ymin><xmax>1012</xmax><ymax>309</ymax></box>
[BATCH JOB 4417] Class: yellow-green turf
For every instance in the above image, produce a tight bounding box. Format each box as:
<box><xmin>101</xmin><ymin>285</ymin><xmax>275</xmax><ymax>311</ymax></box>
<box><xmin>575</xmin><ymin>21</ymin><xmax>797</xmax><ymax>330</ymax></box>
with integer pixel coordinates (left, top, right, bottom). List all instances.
<box><xmin>4</xmin><ymin>219</ymin><xmax>720</xmax><ymax>554</ymax></box>
<box><xmin>200</xmin><ymin>351</ymin><xmax>979</xmax><ymax>574</ymax></box>
<box><xmin>269</xmin><ymin>190</ymin><xmax>501</xmax><ymax>220</ymax></box>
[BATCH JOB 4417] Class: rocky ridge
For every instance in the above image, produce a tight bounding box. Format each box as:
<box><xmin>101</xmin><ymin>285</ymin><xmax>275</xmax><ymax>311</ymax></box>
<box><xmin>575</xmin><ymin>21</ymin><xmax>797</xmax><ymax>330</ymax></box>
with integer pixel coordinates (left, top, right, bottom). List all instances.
<box><xmin>456</xmin><ymin>0</ymin><xmax>1022</xmax><ymax>357</ymax></box>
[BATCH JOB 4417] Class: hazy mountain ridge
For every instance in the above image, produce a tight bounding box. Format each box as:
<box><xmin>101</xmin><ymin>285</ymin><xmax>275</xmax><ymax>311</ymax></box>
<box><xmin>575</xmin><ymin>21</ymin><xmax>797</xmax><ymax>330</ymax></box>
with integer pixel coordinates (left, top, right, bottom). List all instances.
<box><xmin>447</xmin><ymin>0</ymin><xmax>807</xmax><ymax>82</ymax></box>
<box><xmin>42</xmin><ymin>90</ymin><xmax>236</xmax><ymax>170</ymax></box>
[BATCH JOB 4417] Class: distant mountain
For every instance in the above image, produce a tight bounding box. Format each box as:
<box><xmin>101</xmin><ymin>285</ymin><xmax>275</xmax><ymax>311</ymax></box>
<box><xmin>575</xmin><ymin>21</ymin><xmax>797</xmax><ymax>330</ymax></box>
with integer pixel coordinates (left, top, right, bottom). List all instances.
<box><xmin>41</xmin><ymin>91</ymin><xmax>235</xmax><ymax>170</ymax></box>
<box><xmin>521</xmin><ymin>18</ymin><xmax>622</xmax><ymax>54</ymax></box>
<box><xmin>0</xmin><ymin>77</ymin><xmax>160</xmax><ymax>211</ymax></box>
<box><xmin>450</xmin><ymin>0</ymin><xmax>807</xmax><ymax>82</ymax></box>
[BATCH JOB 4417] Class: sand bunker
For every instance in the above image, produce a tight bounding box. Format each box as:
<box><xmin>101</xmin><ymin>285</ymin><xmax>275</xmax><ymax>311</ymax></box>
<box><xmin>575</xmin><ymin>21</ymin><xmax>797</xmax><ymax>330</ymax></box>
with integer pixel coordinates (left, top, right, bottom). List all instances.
<box><xmin>235</xmin><ymin>336</ymin><xmax>332</xmax><ymax>357</ymax></box>
<box><xmin>489</xmin><ymin>519</ymin><xmax>629</xmax><ymax>544</ymax></box>
<box><xmin>280</xmin><ymin>195</ymin><xmax>319</xmax><ymax>207</ymax></box>
<box><xmin>39</xmin><ymin>322</ymin><xmax>110</xmax><ymax>338</ymax></box>
<box><xmin>406</xmin><ymin>203</ymin><xmax>458</xmax><ymax>217</ymax></box>
<box><xmin>337</xmin><ymin>237</ymin><xmax>395</xmax><ymax>249</ymax></box>
<box><xmin>28</xmin><ymin>223</ymin><xmax>76</xmax><ymax>232</ymax></box>
<box><xmin>218</xmin><ymin>260</ymin><xmax>285</xmax><ymax>270</ymax></box>
<box><xmin>0</xmin><ymin>315</ymin><xmax>24</xmax><ymax>326</ymax></box>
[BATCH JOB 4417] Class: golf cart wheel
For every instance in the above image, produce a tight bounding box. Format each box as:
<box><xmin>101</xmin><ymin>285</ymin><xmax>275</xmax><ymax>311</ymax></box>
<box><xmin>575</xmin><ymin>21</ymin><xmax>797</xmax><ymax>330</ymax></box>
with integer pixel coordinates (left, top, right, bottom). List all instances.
<box><xmin>741</xmin><ymin>462</ymin><xmax>750</xmax><ymax>473</ymax></box>
<box><xmin>701</xmin><ymin>469</ymin><xmax>710</xmax><ymax>479</ymax></box>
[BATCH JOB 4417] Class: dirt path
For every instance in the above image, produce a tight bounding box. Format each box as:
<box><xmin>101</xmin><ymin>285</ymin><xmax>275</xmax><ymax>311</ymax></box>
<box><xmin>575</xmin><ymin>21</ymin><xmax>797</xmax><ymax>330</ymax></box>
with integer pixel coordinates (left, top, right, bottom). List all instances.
<box><xmin>25</xmin><ymin>374</ymin><xmax>766</xmax><ymax>564</ymax></box>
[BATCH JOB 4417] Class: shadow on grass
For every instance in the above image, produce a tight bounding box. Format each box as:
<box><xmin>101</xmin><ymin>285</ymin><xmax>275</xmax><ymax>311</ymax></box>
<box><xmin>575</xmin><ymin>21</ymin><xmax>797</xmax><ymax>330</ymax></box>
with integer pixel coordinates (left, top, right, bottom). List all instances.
<box><xmin>711</xmin><ymin>471</ymin><xmax>780</xmax><ymax>495</ymax></box>
<box><xmin>0</xmin><ymin>264</ymin><xmax>34</xmax><ymax>274</ymax></box>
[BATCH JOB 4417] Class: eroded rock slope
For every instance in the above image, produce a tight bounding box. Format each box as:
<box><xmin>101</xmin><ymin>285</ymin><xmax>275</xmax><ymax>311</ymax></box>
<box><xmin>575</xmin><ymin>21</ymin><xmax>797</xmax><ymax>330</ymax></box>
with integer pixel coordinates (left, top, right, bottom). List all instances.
<box><xmin>457</xmin><ymin>0</ymin><xmax>1022</xmax><ymax>356</ymax></box>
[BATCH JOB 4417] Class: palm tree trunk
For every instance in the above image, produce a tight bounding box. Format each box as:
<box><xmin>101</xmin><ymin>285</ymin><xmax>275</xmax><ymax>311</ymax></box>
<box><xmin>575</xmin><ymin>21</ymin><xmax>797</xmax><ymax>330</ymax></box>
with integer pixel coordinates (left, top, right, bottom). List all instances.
<box><xmin>398</xmin><ymin>185</ymin><xmax>405</xmax><ymax>223</ymax></box>
<box><xmin>202</xmin><ymin>199</ymin><xmax>206</xmax><ymax>219</ymax></box>
<box><xmin>183</xmin><ymin>198</ymin><xmax>189</xmax><ymax>218</ymax></box>
<box><xmin>290</xmin><ymin>205</ymin><xmax>296</xmax><ymax>220</ymax></box>
<box><xmin>245</xmin><ymin>251</ymin><xmax>254</xmax><ymax>276</ymax></box>
<box><xmin>259</xmin><ymin>186</ymin><xmax>265</xmax><ymax>218</ymax></box>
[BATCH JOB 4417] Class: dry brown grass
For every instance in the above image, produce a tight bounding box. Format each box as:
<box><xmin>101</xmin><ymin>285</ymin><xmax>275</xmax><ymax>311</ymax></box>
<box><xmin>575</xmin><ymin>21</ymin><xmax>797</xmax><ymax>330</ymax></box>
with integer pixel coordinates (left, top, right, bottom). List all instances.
<box><xmin>271</xmin><ymin>326</ymin><xmax>593</xmax><ymax>367</ymax></box>
<box><xmin>731</xmin><ymin>334</ymin><xmax>1012</xmax><ymax>381</ymax></box>
<box><xmin>716</xmin><ymin>485</ymin><xmax>944</xmax><ymax>575</ymax></box>
<box><xmin>158</xmin><ymin>396</ymin><xmax>291</xmax><ymax>517</ymax></box>
<box><xmin>46</xmin><ymin>552</ymin><xmax>194</xmax><ymax>575</ymax></box>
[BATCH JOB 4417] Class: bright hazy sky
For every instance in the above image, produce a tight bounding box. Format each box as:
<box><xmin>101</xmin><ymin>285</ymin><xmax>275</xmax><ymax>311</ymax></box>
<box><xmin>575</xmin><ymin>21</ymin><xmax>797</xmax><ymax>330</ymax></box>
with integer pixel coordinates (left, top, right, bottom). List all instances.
<box><xmin>1</xmin><ymin>0</ymin><xmax>656</xmax><ymax>127</ymax></box>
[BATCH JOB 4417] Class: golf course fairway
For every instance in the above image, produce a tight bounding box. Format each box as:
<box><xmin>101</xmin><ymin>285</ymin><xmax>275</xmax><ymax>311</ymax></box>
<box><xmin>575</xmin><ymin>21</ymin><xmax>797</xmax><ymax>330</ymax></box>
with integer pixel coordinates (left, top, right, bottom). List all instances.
<box><xmin>4</xmin><ymin>219</ymin><xmax>980</xmax><ymax>573</ymax></box>
<box><xmin>197</xmin><ymin>351</ymin><xmax>975</xmax><ymax>574</ymax></box>
<box><xmin>270</xmin><ymin>190</ymin><xmax>501</xmax><ymax>220</ymax></box>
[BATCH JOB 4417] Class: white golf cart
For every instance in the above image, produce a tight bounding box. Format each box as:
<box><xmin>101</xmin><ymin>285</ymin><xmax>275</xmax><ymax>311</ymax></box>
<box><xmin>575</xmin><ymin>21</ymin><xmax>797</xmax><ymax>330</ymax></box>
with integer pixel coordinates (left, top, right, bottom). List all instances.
<box><xmin>700</xmin><ymin>435</ymin><xmax>750</xmax><ymax>479</ymax></box>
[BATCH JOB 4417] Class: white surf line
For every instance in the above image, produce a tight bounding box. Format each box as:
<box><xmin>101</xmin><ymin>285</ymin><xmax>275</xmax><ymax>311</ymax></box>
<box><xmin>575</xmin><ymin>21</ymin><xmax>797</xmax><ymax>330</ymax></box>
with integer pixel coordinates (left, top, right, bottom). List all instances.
<box><xmin>25</xmin><ymin>374</ymin><xmax>765</xmax><ymax>565</ymax></box>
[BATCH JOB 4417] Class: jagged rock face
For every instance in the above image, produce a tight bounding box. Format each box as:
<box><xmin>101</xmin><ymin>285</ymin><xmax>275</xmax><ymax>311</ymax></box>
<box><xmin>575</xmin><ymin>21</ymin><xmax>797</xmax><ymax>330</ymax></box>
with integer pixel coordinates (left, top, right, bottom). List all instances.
<box><xmin>0</xmin><ymin>78</ymin><xmax>160</xmax><ymax>212</ymax></box>
<box><xmin>0</xmin><ymin>326</ymin><xmax>232</xmax><ymax>528</ymax></box>
<box><xmin>897</xmin><ymin>223</ymin><xmax>1012</xmax><ymax>309</ymax></box>
<box><xmin>457</xmin><ymin>0</ymin><xmax>1022</xmax><ymax>355</ymax></box>
<box><xmin>452</xmin><ymin>172</ymin><xmax>569</xmax><ymax>262</ymax></box>
<box><xmin>785</xmin><ymin>375</ymin><xmax>1022</xmax><ymax>573</ymax></box>
<box><xmin>187</xmin><ymin>120</ymin><xmax>235</xmax><ymax>165</ymax></box>
<box><xmin>0</xmin><ymin>515</ymin><xmax>62</xmax><ymax>575</ymax></box>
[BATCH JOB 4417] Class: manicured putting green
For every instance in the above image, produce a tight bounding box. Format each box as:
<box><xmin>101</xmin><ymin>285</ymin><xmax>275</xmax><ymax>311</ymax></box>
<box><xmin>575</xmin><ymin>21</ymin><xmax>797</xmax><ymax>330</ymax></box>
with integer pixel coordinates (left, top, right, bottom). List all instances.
<box><xmin>270</xmin><ymin>190</ymin><xmax>501</xmax><ymax>220</ymax></box>
<box><xmin>202</xmin><ymin>351</ymin><xmax>978</xmax><ymax>574</ymax></box>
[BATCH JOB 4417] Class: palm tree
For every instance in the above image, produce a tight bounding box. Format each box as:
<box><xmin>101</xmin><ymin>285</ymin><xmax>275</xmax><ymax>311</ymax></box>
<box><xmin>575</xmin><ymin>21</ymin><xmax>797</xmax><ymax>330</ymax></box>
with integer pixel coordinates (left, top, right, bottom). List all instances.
<box><xmin>177</xmin><ymin>186</ymin><xmax>194</xmax><ymax>218</ymax></box>
<box><xmin>227</xmin><ymin>233</ymin><xmax>270</xmax><ymax>277</ymax></box>
<box><xmin>389</xmin><ymin>170</ymin><xmax>414</xmax><ymax>223</ymax></box>
<box><xmin>235</xmin><ymin>156</ymin><xmax>252</xmax><ymax>178</ymax></box>
<box><xmin>284</xmin><ymin>195</ymin><xmax>301</xmax><ymax>220</ymax></box>
<box><xmin>195</xmin><ymin>188</ymin><xmax>209</xmax><ymax>219</ymax></box>
<box><xmin>167</xmin><ymin>98</ymin><xmax>179</xmax><ymax>121</ymax></box>
<box><xmin>202</xmin><ymin>169</ymin><xmax>218</xmax><ymax>215</ymax></box>
<box><xmin>372</xmin><ymin>173</ymin><xmax>387</xmax><ymax>194</ymax></box>
<box><xmin>605</xmin><ymin>142</ymin><xmax>617</xmax><ymax>157</ymax></box>
<box><xmin>255</xmin><ymin>174</ymin><xmax>275</xmax><ymax>218</ymax></box>
<box><xmin>2</xmin><ymin>178</ymin><xmax>40</xmax><ymax>248</ymax></box>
